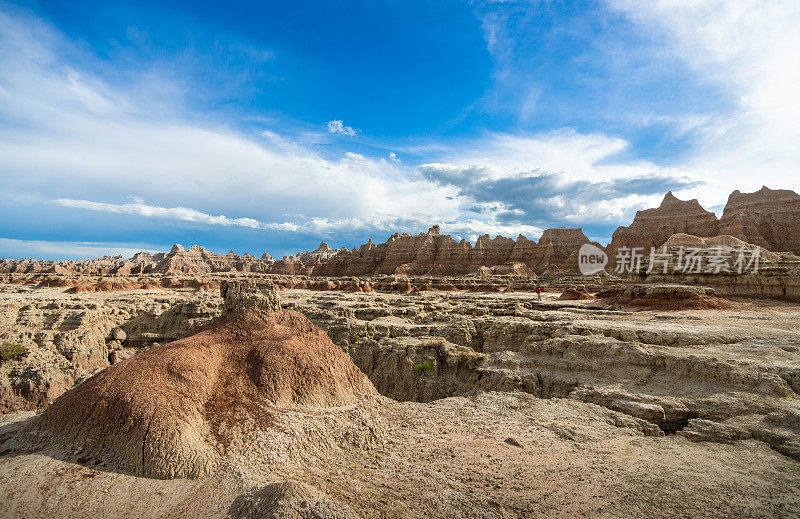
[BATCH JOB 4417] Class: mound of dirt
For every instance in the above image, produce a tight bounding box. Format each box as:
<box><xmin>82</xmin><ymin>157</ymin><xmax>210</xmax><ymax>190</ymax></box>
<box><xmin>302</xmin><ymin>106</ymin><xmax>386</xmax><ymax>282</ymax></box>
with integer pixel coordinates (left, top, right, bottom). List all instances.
<box><xmin>558</xmin><ymin>284</ymin><xmax>593</xmax><ymax>300</ymax></box>
<box><xmin>596</xmin><ymin>284</ymin><xmax>730</xmax><ymax>310</ymax></box>
<box><xmin>228</xmin><ymin>480</ymin><xmax>359</xmax><ymax>518</ymax></box>
<box><xmin>30</xmin><ymin>281</ymin><xmax>380</xmax><ymax>479</ymax></box>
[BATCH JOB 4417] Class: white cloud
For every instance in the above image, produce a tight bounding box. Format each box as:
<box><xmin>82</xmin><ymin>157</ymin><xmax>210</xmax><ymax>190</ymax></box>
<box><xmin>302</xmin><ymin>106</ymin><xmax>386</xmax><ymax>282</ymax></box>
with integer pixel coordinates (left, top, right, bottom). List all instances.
<box><xmin>53</xmin><ymin>198</ymin><xmax>300</xmax><ymax>231</ymax></box>
<box><xmin>607</xmin><ymin>0</ymin><xmax>800</xmax><ymax>206</ymax></box>
<box><xmin>0</xmin><ymin>8</ymin><xmax>472</xmax><ymax>238</ymax></box>
<box><xmin>326</xmin><ymin>119</ymin><xmax>357</xmax><ymax>136</ymax></box>
<box><xmin>0</xmin><ymin>238</ymin><xmax>162</xmax><ymax>260</ymax></box>
<box><xmin>420</xmin><ymin>129</ymin><xmax>692</xmax><ymax>185</ymax></box>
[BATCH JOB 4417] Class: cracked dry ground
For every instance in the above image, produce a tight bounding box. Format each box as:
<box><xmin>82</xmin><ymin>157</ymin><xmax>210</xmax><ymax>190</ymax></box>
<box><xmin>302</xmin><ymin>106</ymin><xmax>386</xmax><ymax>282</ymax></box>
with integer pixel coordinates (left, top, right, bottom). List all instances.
<box><xmin>1</xmin><ymin>285</ymin><xmax>800</xmax><ymax>517</ymax></box>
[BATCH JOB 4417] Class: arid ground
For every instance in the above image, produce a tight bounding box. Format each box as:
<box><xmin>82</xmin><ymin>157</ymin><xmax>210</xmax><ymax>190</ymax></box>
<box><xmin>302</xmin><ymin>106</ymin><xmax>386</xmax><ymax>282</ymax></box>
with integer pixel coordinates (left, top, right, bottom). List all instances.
<box><xmin>0</xmin><ymin>278</ymin><xmax>798</xmax><ymax>518</ymax></box>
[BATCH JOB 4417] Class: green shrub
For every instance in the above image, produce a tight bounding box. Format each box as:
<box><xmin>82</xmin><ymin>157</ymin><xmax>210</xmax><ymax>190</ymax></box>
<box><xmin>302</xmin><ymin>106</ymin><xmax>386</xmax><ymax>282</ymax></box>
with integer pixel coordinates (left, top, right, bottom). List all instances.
<box><xmin>416</xmin><ymin>360</ymin><xmax>432</xmax><ymax>373</ymax></box>
<box><xmin>0</xmin><ymin>342</ymin><xmax>28</xmax><ymax>362</ymax></box>
<box><xmin>458</xmin><ymin>352</ymin><xmax>485</xmax><ymax>370</ymax></box>
<box><xmin>350</xmin><ymin>334</ymin><xmax>360</xmax><ymax>344</ymax></box>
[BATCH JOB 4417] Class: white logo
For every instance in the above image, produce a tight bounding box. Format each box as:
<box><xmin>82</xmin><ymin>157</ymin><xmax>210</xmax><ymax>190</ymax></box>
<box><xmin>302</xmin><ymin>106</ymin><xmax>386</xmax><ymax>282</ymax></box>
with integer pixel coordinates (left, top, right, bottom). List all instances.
<box><xmin>578</xmin><ymin>243</ymin><xmax>608</xmax><ymax>275</ymax></box>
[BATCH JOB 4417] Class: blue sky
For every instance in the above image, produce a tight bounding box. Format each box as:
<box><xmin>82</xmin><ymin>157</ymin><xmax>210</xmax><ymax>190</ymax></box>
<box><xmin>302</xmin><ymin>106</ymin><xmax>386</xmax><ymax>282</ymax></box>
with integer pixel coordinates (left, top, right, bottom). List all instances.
<box><xmin>1</xmin><ymin>0</ymin><xmax>798</xmax><ymax>259</ymax></box>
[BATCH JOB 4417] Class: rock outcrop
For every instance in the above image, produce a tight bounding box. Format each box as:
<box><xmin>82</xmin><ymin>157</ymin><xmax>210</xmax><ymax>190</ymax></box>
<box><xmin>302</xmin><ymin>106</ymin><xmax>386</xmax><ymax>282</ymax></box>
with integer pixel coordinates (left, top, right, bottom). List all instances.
<box><xmin>607</xmin><ymin>192</ymin><xmax>719</xmax><ymax>269</ymax></box>
<box><xmin>595</xmin><ymin>284</ymin><xmax>730</xmax><ymax>310</ymax></box>
<box><xmin>0</xmin><ymin>246</ymin><xmax>276</xmax><ymax>277</ymax></box>
<box><xmin>558</xmin><ymin>284</ymin><xmax>593</xmax><ymax>300</ymax></box>
<box><xmin>718</xmin><ymin>186</ymin><xmax>800</xmax><ymax>255</ymax></box>
<box><xmin>314</xmin><ymin>226</ymin><xmax>597</xmax><ymax>277</ymax></box>
<box><xmin>638</xmin><ymin>233</ymin><xmax>800</xmax><ymax>300</ymax></box>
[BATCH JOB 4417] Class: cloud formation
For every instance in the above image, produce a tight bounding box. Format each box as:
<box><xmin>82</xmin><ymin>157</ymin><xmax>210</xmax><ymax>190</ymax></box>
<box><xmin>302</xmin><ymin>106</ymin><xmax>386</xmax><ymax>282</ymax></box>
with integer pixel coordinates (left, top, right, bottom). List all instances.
<box><xmin>326</xmin><ymin>119</ymin><xmax>357</xmax><ymax>136</ymax></box>
<box><xmin>4</xmin><ymin>2</ymin><xmax>794</xmax><ymax>259</ymax></box>
<box><xmin>607</xmin><ymin>0</ymin><xmax>800</xmax><ymax>202</ymax></box>
<box><xmin>0</xmin><ymin>238</ymin><xmax>162</xmax><ymax>260</ymax></box>
<box><xmin>53</xmin><ymin>198</ymin><xmax>299</xmax><ymax>231</ymax></box>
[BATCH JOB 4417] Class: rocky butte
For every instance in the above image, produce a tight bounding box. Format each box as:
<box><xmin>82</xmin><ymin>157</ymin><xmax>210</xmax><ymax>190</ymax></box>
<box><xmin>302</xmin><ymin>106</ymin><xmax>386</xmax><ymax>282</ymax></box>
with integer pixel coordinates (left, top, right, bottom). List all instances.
<box><xmin>607</xmin><ymin>186</ymin><xmax>800</xmax><ymax>263</ymax></box>
<box><xmin>718</xmin><ymin>186</ymin><xmax>800</xmax><ymax>255</ymax></box>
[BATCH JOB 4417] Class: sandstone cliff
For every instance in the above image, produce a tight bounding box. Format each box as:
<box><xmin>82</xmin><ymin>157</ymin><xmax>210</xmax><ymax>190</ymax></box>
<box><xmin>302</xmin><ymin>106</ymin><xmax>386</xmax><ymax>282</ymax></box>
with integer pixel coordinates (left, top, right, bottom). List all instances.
<box><xmin>607</xmin><ymin>186</ymin><xmax>800</xmax><ymax>273</ymax></box>
<box><xmin>718</xmin><ymin>186</ymin><xmax>800</xmax><ymax>255</ymax></box>
<box><xmin>313</xmin><ymin>225</ymin><xmax>598</xmax><ymax>276</ymax></box>
<box><xmin>637</xmin><ymin>233</ymin><xmax>800</xmax><ymax>300</ymax></box>
<box><xmin>607</xmin><ymin>192</ymin><xmax>719</xmax><ymax>267</ymax></box>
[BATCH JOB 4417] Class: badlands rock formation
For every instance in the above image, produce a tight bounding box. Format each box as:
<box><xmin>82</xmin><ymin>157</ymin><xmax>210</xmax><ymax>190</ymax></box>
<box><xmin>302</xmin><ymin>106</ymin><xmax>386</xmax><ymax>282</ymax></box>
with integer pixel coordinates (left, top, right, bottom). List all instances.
<box><xmin>294</xmin><ymin>289</ymin><xmax>800</xmax><ymax>459</ymax></box>
<box><xmin>638</xmin><ymin>233</ymin><xmax>800</xmax><ymax>300</ymax></box>
<box><xmin>718</xmin><ymin>186</ymin><xmax>800</xmax><ymax>255</ymax></box>
<box><xmin>608</xmin><ymin>186</ymin><xmax>800</xmax><ymax>270</ymax></box>
<box><xmin>314</xmin><ymin>225</ymin><xmax>599</xmax><ymax>276</ymax></box>
<box><xmin>25</xmin><ymin>281</ymin><xmax>381</xmax><ymax>478</ymax></box>
<box><xmin>0</xmin><ymin>226</ymin><xmax>598</xmax><ymax>278</ymax></box>
<box><xmin>2</xmin><ymin>187</ymin><xmax>799</xmax><ymax>283</ymax></box>
<box><xmin>607</xmin><ymin>191</ymin><xmax>719</xmax><ymax>267</ymax></box>
<box><xmin>0</xmin><ymin>245</ymin><xmax>276</xmax><ymax>277</ymax></box>
<box><xmin>595</xmin><ymin>284</ymin><xmax>730</xmax><ymax>310</ymax></box>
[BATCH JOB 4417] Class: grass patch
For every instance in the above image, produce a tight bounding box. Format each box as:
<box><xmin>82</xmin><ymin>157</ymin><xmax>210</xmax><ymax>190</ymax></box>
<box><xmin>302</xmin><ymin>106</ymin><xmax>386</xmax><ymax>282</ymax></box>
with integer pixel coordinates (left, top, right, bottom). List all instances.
<box><xmin>416</xmin><ymin>360</ymin><xmax>432</xmax><ymax>373</ymax></box>
<box><xmin>458</xmin><ymin>352</ymin><xmax>485</xmax><ymax>370</ymax></box>
<box><xmin>0</xmin><ymin>342</ymin><xmax>28</xmax><ymax>362</ymax></box>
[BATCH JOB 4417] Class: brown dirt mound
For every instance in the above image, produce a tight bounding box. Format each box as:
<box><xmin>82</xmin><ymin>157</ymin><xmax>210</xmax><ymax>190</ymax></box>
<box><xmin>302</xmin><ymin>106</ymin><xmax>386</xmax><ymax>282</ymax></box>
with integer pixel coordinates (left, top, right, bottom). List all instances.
<box><xmin>32</xmin><ymin>281</ymin><xmax>378</xmax><ymax>479</ymax></box>
<box><xmin>558</xmin><ymin>285</ymin><xmax>594</xmax><ymax>300</ymax></box>
<box><xmin>596</xmin><ymin>284</ymin><xmax>731</xmax><ymax>310</ymax></box>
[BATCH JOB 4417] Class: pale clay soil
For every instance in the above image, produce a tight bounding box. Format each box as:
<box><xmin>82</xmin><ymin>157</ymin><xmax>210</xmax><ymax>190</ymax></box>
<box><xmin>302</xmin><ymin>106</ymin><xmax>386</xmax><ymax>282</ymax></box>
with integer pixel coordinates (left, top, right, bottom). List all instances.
<box><xmin>1</xmin><ymin>285</ymin><xmax>799</xmax><ymax>518</ymax></box>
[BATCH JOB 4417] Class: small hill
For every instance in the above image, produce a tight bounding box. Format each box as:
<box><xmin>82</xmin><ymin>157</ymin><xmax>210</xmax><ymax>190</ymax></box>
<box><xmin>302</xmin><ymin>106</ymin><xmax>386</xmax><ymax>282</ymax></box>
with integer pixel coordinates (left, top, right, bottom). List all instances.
<box><xmin>29</xmin><ymin>281</ymin><xmax>380</xmax><ymax>478</ymax></box>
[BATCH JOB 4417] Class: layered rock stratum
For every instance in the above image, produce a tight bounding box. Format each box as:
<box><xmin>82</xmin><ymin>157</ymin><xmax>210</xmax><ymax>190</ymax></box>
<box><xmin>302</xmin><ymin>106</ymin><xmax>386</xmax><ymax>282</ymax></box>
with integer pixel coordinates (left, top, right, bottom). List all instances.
<box><xmin>0</xmin><ymin>225</ymin><xmax>599</xmax><ymax>277</ymax></box>
<box><xmin>607</xmin><ymin>186</ymin><xmax>800</xmax><ymax>264</ymax></box>
<box><xmin>718</xmin><ymin>186</ymin><xmax>800</xmax><ymax>254</ymax></box>
<box><xmin>606</xmin><ymin>191</ymin><xmax>720</xmax><ymax>267</ymax></box>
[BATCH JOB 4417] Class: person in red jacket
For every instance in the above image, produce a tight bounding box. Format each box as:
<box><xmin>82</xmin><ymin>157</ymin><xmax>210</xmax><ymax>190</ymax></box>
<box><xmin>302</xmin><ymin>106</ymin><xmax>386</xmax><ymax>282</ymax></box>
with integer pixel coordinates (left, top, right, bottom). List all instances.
<box><xmin>536</xmin><ymin>286</ymin><xmax>542</xmax><ymax>300</ymax></box>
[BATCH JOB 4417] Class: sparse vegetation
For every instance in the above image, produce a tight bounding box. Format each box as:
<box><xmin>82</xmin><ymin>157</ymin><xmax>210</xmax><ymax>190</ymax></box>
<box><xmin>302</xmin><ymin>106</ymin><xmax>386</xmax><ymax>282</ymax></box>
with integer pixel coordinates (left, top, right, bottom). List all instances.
<box><xmin>458</xmin><ymin>352</ymin><xmax>485</xmax><ymax>370</ymax></box>
<box><xmin>421</xmin><ymin>338</ymin><xmax>446</xmax><ymax>348</ymax></box>
<box><xmin>0</xmin><ymin>342</ymin><xmax>28</xmax><ymax>362</ymax></box>
<box><xmin>350</xmin><ymin>334</ymin><xmax>360</xmax><ymax>344</ymax></box>
<box><xmin>416</xmin><ymin>360</ymin><xmax>432</xmax><ymax>373</ymax></box>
